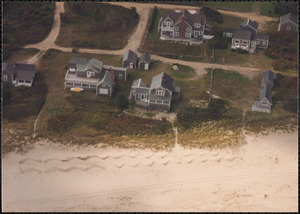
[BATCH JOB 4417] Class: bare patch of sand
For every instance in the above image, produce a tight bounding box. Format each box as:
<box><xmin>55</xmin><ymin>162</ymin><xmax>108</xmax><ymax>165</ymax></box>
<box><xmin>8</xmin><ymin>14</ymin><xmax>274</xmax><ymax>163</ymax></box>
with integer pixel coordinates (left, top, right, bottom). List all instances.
<box><xmin>2</xmin><ymin>131</ymin><xmax>298</xmax><ymax>212</ymax></box>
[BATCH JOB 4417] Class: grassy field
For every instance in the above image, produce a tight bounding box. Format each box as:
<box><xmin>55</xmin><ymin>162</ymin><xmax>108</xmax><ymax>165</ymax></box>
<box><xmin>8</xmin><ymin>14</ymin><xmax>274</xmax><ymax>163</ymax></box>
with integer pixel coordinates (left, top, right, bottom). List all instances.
<box><xmin>56</xmin><ymin>3</ymin><xmax>139</xmax><ymax>50</ymax></box>
<box><xmin>6</xmin><ymin>48</ymin><xmax>40</xmax><ymax>63</ymax></box>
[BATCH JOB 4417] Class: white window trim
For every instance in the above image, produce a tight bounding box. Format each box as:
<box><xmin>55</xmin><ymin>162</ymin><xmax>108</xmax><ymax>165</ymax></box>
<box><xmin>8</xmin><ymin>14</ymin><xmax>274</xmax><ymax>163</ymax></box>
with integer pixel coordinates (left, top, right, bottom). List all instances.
<box><xmin>3</xmin><ymin>75</ymin><xmax>8</xmax><ymax>81</ymax></box>
<box><xmin>174</xmin><ymin>26</ymin><xmax>179</xmax><ymax>31</ymax></box>
<box><xmin>174</xmin><ymin>32</ymin><xmax>179</xmax><ymax>36</ymax></box>
<box><xmin>287</xmin><ymin>26</ymin><xmax>291</xmax><ymax>30</ymax></box>
<box><xmin>118</xmin><ymin>74</ymin><xmax>122</xmax><ymax>79</ymax></box>
<box><xmin>102</xmin><ymin>83</ymin><xmax>106</xmax><ymax>87</ymax></box>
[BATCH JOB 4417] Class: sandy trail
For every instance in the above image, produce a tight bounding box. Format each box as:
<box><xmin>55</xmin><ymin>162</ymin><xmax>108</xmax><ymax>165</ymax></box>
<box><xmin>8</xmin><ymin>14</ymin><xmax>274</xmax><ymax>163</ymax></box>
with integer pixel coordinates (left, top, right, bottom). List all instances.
<box><xmin>2</xmin><ymin>132</ymin><xmax>298</xmax><ymax>212</ymax></box>
<box><xmin>24</xmin><ymin>2</ymin><xmax>271</xmax><ymax>78</ymax></box>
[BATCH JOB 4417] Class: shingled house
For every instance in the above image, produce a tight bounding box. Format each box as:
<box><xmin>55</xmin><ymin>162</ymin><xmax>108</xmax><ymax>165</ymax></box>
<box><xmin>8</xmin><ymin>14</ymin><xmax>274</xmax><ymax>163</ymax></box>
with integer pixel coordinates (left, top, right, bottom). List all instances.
<box><xmin>65</xmin><ymin>57</ymin><xmax>127</xmax><ymax>97</ymax></box>
<box><xmin>158</xmin><ymin>9</ymin><xmax>207</xmax><ymax>44</ymax></box>
<box><xmin>223</xmin><ymin>19</ymin><xmax>269</xmax><ymax>54</ymax></box>
<box><xmin>278</xmin><ymin>13</ymin><xmax>298</xmax><ymax>32</ymax></box>
<box><xmin>3</xmin><ymin>62</ymin><xmax>36</xmax><ymax>87</ymax></box>
<box><xmin>251</xmin><ymin>70</ymin><xmax>274</xmax><ymax>113</ymax></box>
<box><xmin>122</xmin><ymin>50</ymin><xmax>138</xmax><ymax>69</ymax></box>
<box><xmin>129</xmin><ymin>72</ymin><xmax>180</xmax><ymax>112</ymax></box>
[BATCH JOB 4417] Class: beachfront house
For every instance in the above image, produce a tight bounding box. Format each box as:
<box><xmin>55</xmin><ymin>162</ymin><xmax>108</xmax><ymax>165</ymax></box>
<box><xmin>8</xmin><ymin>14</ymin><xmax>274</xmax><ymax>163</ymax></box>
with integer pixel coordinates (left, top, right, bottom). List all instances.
<box><xmin>251</xmin><ymin>70</ymin><xmax>274</xmax><ymax>113</ymax></box>
<box><xmin>278</xmin><ymin>13</ymin><xmax>298</xmax><ymax>32</ymax></box>
<box><xmin>224</xmin><ymin>19</ymin><xmax>269</xmax><ymax>54</ymax></box>
<box><xmin>158</xmin><ymin>9</ymin><xmax>207</xmax><ymax>44</ymax></box>
<box><xmin>2</xmin><ymin>62</ymin><xmax>36</xmax><ymax>87</ymax></box>
<box><xmin>65</xmin><ymin>57</ymin><xmax>127</xmax><ymax>97</ymax></box>
<box><xmin>129</xmin><ymin>72</ymin><xmax>180</xmax><ymax>112</ymax></box>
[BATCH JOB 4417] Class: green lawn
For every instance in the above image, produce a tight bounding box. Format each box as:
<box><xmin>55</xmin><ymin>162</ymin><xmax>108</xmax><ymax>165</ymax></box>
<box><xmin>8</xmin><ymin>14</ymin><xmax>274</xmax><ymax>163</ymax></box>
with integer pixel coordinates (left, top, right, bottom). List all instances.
<box><xmin>56</xmin><ymin>3</ymin><xmax>139</xmax><ymax>50</ymax></box>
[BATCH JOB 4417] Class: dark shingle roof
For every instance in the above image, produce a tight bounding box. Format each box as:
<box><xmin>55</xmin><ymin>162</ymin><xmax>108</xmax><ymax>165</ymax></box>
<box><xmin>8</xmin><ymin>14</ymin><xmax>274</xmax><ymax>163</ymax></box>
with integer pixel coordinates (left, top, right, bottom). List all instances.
<box><xmin>254</xmin><ymin>33</ymin><xmax>269</xmax><ymax>41</ymax></box>
<box><xmin>98</xmin><ymin>70</ymin><xmax>113</xmax><ymax>88</ymax></box>
<box><xmin>17</xmin><ymin>70</ymin><xmax>35</xmax><ymax>81</ymax></box>
<box><xmin>233</xmin><ymin>30</ymin><xmax>252</xmax><ymax>40</ymax></box>
<box><xmin>224</xmin><ymin>28</ymin><xmax>235</xmax><ymax>33</ymax></box>
<box><xmin>150</xmin><ymin>72</ymin><xmax>174</xmax><ymax>92</ymax></box>
<box><xmin>86</xmin><ymin>58</ymin><xmax>103</xmax><ymax>72</ymax></box>
<box><xmin>262</xmin><ymin>70</ymin><xmax>274</xmax><ymax>84</ymax></box>
<box><xmin>140</xmin><ymin>53</ymin><xmax>151</xmax><ymax>64</ymax></box>
<box><xmin>136</xmin><ymin>87</ymin><xmax>150</xmax><ymax>94</ymax></box>
<box><xmin>258</xmin><ymin>85</ymin><xmax>273</xmax><ymax>104</ymax></box>
<box><xmin>240</xmin><ymin>19</ymin><xmax>258</xmax><ymax>32</ymax></box>
<box><xmin>280</xmin><ymin>13</ymin><xmax>298</xmax><ymax>25</ymax></box>
<box><xmin>123</xmin><ymin>50</ymin><xmax>137</xmax><ymax>64</ymax></box>
<box><xmin>162</xmin><ymin>9</ymin><xmax>206</xmax><ymax>27</ymax></box>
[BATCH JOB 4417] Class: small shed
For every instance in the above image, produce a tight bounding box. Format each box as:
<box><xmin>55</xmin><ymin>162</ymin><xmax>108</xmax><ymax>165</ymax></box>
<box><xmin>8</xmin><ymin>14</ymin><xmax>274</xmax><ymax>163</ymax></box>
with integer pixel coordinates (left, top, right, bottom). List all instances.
<box><xmin>278</xmin><ymin>13</ymin><xmax>298</xmax><ymax>32</ymax></box>
<box><xmin>138</xmin><ymin>53</ymin><xmax>151</xmax><ymax>70</ymax></box>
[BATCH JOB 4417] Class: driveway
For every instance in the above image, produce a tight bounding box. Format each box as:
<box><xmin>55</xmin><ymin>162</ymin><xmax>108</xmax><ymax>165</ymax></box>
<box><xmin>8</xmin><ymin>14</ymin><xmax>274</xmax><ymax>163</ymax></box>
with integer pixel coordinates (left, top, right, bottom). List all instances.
<box><xmin>25</xmin><ymin>2</ymin><xmax>271</xmax><ymax>77</ymax></box>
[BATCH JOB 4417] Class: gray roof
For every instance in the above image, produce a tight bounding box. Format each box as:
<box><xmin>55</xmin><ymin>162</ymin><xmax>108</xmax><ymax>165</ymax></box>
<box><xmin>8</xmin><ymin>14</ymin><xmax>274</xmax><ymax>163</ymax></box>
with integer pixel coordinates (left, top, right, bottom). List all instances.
<box><xmin>258</xmin><ymin>85</ymin><xmax>273</xmax><ymax>104</ymax></box>
<box><xmin>139</xmin><ymin>53</ymin><xmax>151</xmax><ymax>64</ymax></box>
<box><xmin>86</xmin><ymin>58</ymin><xmax>103</xmax><ymax>72</ymax></box>
<box><xmin>255</xmin><ymin>33</ymin><xmax>269</xmax><ymax>41</ymax></box>
<box><xmin>4</xmin><ymin>62</ymin><xmax>36</xmax><ymax>77</ymax></box>
<box><xmin>136</xmin><ymin>87</ymin><xmax>150</xmax><ymax>94</ymax></box>
<box><xmin>123</xmin><ymin>50</ymin><xmax>137</xmax><ymax>64</ymax></box>
<box><xmin>150</xmin><ymin>72</ymin><xmax>174</xmax><ymax>92</ymax></box>
<box><xmin>17</xmin><ymin>70</ymin><xmax>35</xmax><ymax>81</ymax></box>
<box><xmin>132</xmin><ymin>78</ymin><xmax>147</xmax><ymax>88</ymax></box>
<box><xmin>280</xmin><ymin>13</ymin><xmax>298</xmax><ymax>25</ymax></box>
<box><xmin>240</xmin><ymin>19</ymin><xmax>258</xmax><ymax>31</ymax></box>
<box><xmin>233</xmin><ymin>29</ymin><xmax>252</xmax><ymax>40</ymax></box>
<box><xmin>224</xmin><ymin>28</ymin><xmax>235</xmax><ymax>33</ymax></box>
<box><xmin>69</xmin><ymin>57</ymin><xmax>87</xmax><ymax>65</ymax></box>
<box><xmin>98</xmin><ymin>70</ymin><xmax>113</xmax><ymax>88</ymax></box>
<box><xmin>262</xmin><ymin>70</ymin><xmax>274</xmax><ymax>84</ymax></box>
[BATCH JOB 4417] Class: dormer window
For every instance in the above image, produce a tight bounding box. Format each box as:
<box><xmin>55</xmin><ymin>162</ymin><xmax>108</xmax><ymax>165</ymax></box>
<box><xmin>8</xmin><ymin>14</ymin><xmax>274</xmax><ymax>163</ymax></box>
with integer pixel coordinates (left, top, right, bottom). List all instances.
<box><xmin>195</xmin><ymin>23</ymin><xmax>201</xmax><ymax>28</ymax></box>
<box><xmin>164</xmin><ymin>21</ymin><xmax>171</xmax><ymax>27</ymax></box>
<box><xmin>156</xmin><ymin>89</ymin><xmax>165</xmax><ymax>96</ymax></box>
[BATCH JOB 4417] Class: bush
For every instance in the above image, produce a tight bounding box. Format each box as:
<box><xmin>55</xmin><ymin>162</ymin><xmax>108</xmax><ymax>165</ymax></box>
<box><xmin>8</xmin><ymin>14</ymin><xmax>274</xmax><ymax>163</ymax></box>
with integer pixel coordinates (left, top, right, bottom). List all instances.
<box><xmin>3</xmin><ymin>84</ymin><xmax>12</xmax><ymax>106</ymax></box>
<box><xmin>115</xmin><ymin>93</ymin><xmax>129</xmax><ymax>109</ymax></box>
<box><xmin>201</xmin><ymin>7</ymin><xmax>223</xmax><ymax>23</ymax></box>
<box><xmin>148</xmin><ymin>6</ymin><xmax>158</xmax><ymax>32</ymax></box>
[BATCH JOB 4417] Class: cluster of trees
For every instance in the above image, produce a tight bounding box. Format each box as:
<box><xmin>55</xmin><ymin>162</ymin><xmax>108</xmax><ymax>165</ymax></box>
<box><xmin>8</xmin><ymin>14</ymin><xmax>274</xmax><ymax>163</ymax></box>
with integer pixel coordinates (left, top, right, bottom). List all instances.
<box><xmin>273</xmin><ymin>2</ymin><xmax>298</xmax><ymax>16</ymax></box>
<box><xmin>3</xmin><ymin>3</ymin><xmax>55</xmax><ymax>59</ymax></box>
<box><xmin>201</xmin><ymin>7</ymin><xmax>223</xmax><ymax>24</ymax></box>
<box><xmin>264</xmin><ymin>31</ymin><xmax>297</xmax><ymax>71</ymax></box>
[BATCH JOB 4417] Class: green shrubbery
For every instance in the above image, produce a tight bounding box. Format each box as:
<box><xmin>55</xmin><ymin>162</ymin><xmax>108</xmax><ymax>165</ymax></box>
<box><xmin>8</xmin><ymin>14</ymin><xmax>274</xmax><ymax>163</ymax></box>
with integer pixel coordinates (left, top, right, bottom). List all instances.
<box><xmin>201</xmin><ymin>7</ymin><xmax>224</xmax><ymax>23</ymax></box>
<box><xmin>115</xmin><ymin>93</ymin><xmax>129</xmax><ymax>109</ymax></box>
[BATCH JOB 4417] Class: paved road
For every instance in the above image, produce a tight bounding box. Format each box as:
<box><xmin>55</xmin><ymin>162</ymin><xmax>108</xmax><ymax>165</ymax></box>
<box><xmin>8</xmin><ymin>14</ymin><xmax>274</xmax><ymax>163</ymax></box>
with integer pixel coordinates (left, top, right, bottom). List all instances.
<box><xmin>25</xmin><ymin>2</ymin><xmax>269</xmax><ymax>77</ymax></box>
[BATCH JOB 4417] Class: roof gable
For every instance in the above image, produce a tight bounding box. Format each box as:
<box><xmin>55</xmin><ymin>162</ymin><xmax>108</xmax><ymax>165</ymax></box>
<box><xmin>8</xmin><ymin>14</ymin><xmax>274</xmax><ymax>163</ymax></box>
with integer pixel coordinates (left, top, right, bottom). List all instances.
<box><xmin>150</xmin><ymin>72</ymin><xmax>174</xmax><ymax>91</ymax></box>
<box><xmin>123</xmin><ymin>50</ymin><xmax>137</xmax><ymax>63</ymax></box>
<box><xmin>280</xmin><ymin>13</ymin><xmax>298</xmax><ymax>25</ymax></box>
<box><xmin>233</xmin><ymin>30</ymin><xmax>252</xmax><ymax>40</ymax></box>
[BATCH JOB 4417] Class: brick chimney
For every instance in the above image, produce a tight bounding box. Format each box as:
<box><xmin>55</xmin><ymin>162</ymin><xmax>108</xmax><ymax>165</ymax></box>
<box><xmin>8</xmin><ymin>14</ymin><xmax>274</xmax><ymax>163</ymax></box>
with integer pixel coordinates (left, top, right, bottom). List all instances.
<box><xmin>109</xmin><ymin>67</ymin><xmax>115</xmax><ymax>83</ymax></box>
<box><xmin>179</xmin><ymin>14</ymin><xmax>185</xmax><ymax>39</ymax></box>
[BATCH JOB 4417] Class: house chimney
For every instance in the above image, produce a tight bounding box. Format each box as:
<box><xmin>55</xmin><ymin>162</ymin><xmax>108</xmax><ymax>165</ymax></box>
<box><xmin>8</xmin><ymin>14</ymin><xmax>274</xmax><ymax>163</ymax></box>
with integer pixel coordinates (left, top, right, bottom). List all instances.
<box><xmin>180</xmin><ymin>14</ymin><xmax>185</xmax><ymax>39</ymax></box>
<box><xmin>109</xmin><ymin>67</ymin><xmax>114</xmax><ymax>83</ymax></box>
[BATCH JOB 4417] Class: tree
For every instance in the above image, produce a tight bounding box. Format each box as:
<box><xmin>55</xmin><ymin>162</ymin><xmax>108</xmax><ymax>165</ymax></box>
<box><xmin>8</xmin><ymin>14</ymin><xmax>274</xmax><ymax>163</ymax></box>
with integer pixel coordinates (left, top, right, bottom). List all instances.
<box><xmin>115</xmin><ymin>93</ymin><xmax>129</xmax><ymax>109</ymax></box>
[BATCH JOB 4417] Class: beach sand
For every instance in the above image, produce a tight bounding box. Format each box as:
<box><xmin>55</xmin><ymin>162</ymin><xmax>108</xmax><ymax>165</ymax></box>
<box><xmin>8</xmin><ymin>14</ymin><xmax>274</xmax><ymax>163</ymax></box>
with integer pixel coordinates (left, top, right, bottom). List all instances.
<box><xmin>2</xmin><ymin>131</ymin><xmax>298</xmax><ymax>212</ymax></box>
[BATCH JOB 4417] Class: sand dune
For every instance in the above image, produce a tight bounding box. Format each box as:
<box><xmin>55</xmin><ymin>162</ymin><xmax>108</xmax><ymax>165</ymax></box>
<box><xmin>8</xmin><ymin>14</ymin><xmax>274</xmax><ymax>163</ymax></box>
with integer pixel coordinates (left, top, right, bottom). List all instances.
<box><xmin>2</xmin><ymin>132</ymin><xmax>298</xmax><ymax>212</ymax></box>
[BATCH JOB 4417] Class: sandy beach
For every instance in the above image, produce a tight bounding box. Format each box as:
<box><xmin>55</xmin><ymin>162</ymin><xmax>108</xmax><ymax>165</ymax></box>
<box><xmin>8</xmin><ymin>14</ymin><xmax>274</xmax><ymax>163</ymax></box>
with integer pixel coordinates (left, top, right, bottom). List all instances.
<box><xmin>2</xmin><ymin>131</ymin><xmax>298</xmax><ymax>212</ymax></box>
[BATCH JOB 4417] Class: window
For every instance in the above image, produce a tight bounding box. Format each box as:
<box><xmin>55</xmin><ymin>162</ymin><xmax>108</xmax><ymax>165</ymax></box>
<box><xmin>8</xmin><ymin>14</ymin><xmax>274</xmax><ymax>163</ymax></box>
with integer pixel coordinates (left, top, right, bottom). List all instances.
<box><xmin>102</xmin><ymin>83</ymin><xmax>106</xmax><ymax>87</ymax></box>
<box><xmin>3</xmin><ymin>75</ymin><xmax>7</xmax><ymax>81</ymax></box>
<box><xmin>91</xmin><ymin>72</ymin><xmax>95</xmax><ymax>76</ymax></box>
<box><xmin>163</xmin><ymin>101</ymin><xmax>170</xmax><ymax>105</ymax></box>
<box><xmin>287</xmin><ymin>26</ymin><xmax>291</xmax><ymax>30</ymax></box>
<box><xmin>164</xmin><ymin>21</ymin><xmax>171</xmax><ymax>27</ymax></box>
<box><xmin>194</xmin><ymin>31</ymin><xmax>198</xmax><ymax>37</ymax></box>
<box><xmin>257</xmin><ymin>41</ymin><xmax>260</xmax><ymax>45</ymax></box>
<box><xmin>82</xmin><ymin>83</ymin><xmax>89</xmax><ymax>87</ymax></box>
<box><xmin>186</xmin><ymin>27</ymin><xmax>191</xmax><ymax>32</ymax></box>
<box><xmin>156</xmin><ymin>90</ymin><xmax>165</xmax><ymax>96</ymax></box>
<box><xmin>74</xmin><ymin>83</ymin><xmax>81</xmax><ymax>86</ymax></box>
<box><xmin>185</xmin><ymin>32</ymin><xmax>191</xmax><ymax>38</ymax></box>
<box><xmin>118</xmin><ymin>74</ymin><xmax>123</xmax><ymax>79</ymax></box>
<box><xmin>261</xmin><ymin>101</ymin><xmax>268</xmax><ymax>106</ymax></box>
<box><xmin>133</xmin><ymin>91</ymin><xmax>136</xmax><ymax>96</ymax></box>
<box><xmin>174</xmin><ymin>26</ymin><xmax>179</xmax><ymax>31</ymax></box>
<box><xmin>156</xmin><ymin>100</ymin><xmax>162</xmax><ymax>104</ymax></box>
<box><xmin>66</xmin><ymin>82</ymin><xmax>73</xmax><ymax>86</ymax></box>
<box><xmin>150</xmin><ymin>100</ymin><xmax>155</xmax><ymax>103</ymax></box>
<box><xmin>19</xmin><ymin>80</ymin><xmax>24</xmax><ymax>83</ymax></box>
<box><xmin>262</xmin><ymin>41</ymin><xmax>266</xmax><ymax>45</ymax></box>
<box><xmin>174</xmin><ymin>32</ymin><xmax>179</xmax><ymax>37</ymax></box>
<box><xmin>195</xmin><ymin>23</ymin><xmax>200</xmax><ymax>28</ymax></box>
<box><xmin>90</xmin><ymin>84</ymin><xmax>96</xmax><ymax>88</ymax></box>
<box><xmin>25</xmin><ymin>80</ymin><xmax>31</xmax><ymax>83</ymax></box>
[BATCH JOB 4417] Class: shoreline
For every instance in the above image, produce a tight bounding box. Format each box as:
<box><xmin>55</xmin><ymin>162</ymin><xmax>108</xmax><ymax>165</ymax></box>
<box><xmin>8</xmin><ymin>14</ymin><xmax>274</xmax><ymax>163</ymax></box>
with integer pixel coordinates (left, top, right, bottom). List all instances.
<box><xmin>2</xmin><ymin>131</ymin><xmax>298</xmax><ymax>212</ymax></box>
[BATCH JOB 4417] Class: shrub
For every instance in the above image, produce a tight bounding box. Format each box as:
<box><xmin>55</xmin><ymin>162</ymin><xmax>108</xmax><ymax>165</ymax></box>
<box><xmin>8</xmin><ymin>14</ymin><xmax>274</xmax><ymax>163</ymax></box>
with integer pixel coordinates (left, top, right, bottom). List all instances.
<box><xmin>201</xmin><ymin>7</ymin><xmax>223</xmax><ymax>23</ymax></box>
<box><xmin>115</xmin><ymin>93</ymin><xmax>129</xmax><ymax>109</ymax></box>
<box><xmin>148</xmin><ymin>6</ymin><xmax>158</xmax><ymax>32</ymax></box>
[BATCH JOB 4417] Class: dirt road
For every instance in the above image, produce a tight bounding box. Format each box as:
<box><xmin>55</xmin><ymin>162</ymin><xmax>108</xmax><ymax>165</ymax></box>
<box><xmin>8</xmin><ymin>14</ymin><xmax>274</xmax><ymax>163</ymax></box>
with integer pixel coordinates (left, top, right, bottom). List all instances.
<box><xmin>25</xmin><ymin>2</ymin><xmax>270</xmax><ymax>76</ymax></box>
